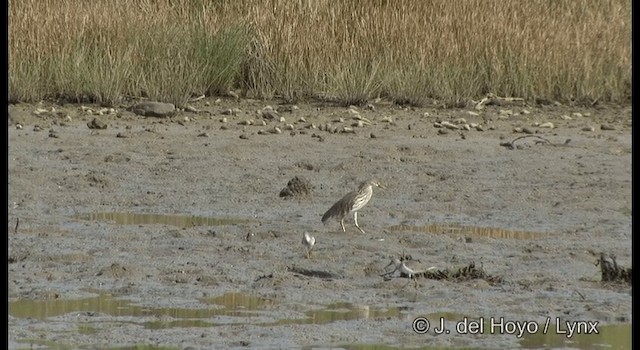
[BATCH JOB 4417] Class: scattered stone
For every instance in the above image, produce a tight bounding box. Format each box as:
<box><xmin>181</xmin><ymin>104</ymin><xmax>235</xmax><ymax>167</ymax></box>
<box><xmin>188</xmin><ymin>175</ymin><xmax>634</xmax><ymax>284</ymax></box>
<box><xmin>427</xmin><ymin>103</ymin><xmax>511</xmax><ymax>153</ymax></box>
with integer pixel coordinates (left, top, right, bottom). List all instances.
<box><xmin>259</xmin><ymin>106</ymin><xmax>279</xmax><ymax>120</ymax></box>
<box><xmin>381</xmin><ymin>116</ymin><xmax>393</xmax><ymax>123</ymax></box>
<box><xmin>48</xmin><ymin>130</ymin><xmax>59</xmax><ymax>138</ymax></box>
<box><xmin>197</xmin><ymin>132</ymin><xmax>209</xmax><ymax>137</ymax></box>
<box><xmin>33</xmin><ymin>108</ymin><xmax>48</xmax><ymax>116</ymax></box>
<box><xmin>453</xmin><ymin>118</ymin><xmax>467</xmax><ymax>124</ymax></box>
<box><xmin>227</xmin><ymin>90</ymin><xmax>239</xmax><ymax>99</ymax></box>
<box><xmin>239</xmin><ymin>134</ymin><xmax>249</xmax><ymax>139</ymax></box>
<box><xmin>128</xmin><ymin>101</ymin><xmax>176</xmax><ymax>117</ymax></box>
<box><xmin>440</xmin><ymin>121</ymin><xmax>459</xmax><ymax>130</ymax></box>
<box><xmin>220</xmin><ymin>125</ymin><xmax>228</xmax><ymax>130</ymax></box>
<box><xmin>184</xmin><ymin>106</ymin><xmax>198</xmax><ymax>113</ymax></box>
<box><xmin>116</xmin><ymin>132</ymin><xmax>131</xmax><ymax>138</ymax></box>
<box><xmin>298</xmin><ymin>116</ymin><xmax>307</xmax><ymax>123</ymax></box>
<box><xmin>572</xmin><ymin>112</ymin><xmax>583</xmax><ymax>118</ymax></box>
<box><xmin>15</xmin><ymin>124</ymin><xmax>23</xmax><ymax>130</ymax></box>
<box><xmin>239</xmin><ymin>119</ymin><xmax>254</xmax><ymax>126</ymax></box>
<box><xmin>581</xmin><ymin>126</ymin><xmax>595</xmax><ymax>132</ymax></box>
<box><xmin>467</xmin><ymin>111</ymin><xmax>480</xmax><ymax>116</ymax></box>
<box><xmin>600</xmin><ymin>124</ymin><xmax>616</xmax><ymax>131</ymax></box>
<box><xmin>259</xmin><ymin>120</ymin><xmax>267</xmax><ymax>126</ymax></box>
<box><xmin>279</xmin><ymin>116</ymin><xmax>286</xmax><ymax>123</ymax></box>
<box><xmin>271</xmin><ymin>126</ymin><xmax>282</xmax><ymax>134</ymax></box>
<box><xmin>538</xmin><ymin>122</ymin><xmax>554</xmax><ymax>129</ymax></box>
<box><xmin>342</xmin><ymin>127</ymin><xmax>355</xmax><ymax>134</ymax></box>
<box><xmin>513</xmin><ymin>127</ymin><xmax>523</xmax><ymax>133</ymax></box>
<box><xmin>366</xmin><ymin>104</ymin><xmax>375</xmax><ymax>111</ymax></box>
<box><xmin>258</xmin><ymin>129</ymin><xmax>267</xmax><ymax>135</ymax></box>
<box><xmin>437</xmin><ymin>129</ymin><xmax>449</xmax><ymax>135</ymax></box>
<box><xmin>220</xmin><ymin>117</ymin><xmax>228</xmax><ymax>123</ymax></box>
<box><xmin>475</xmin><ymin>125</ymin><xmax>484</xmax><ymax>131</ymax></box>
<box><xmin>279</xmin><ymin>176</ymin><xmax>313</xmax><ymax>199</ymax></box>
<box><xmin>522</xmin><ymin>127</ymin><xmax>535</xmax><ymax>134</ymax></box>
<box><xmin>370</xmin><ymin>132</ymin><xmax>377</xmax><ymax>138</ymax></box>
<box><xmin>461</xmin><ymin>124</ymin><xmax>471</xmax><ymax>131</ymax></box>
<box><xmin>352</xmin><ymin>120</ymin><xmax>364</xmax><ymax>128</ymax></box>
<box><xmin>87</xmin><ymin>118</ymin><xmax>108</xmax><ymax>130</ymax></box>
<box><xmin>284</xmin><ymin>123</ymin><xmax>294</xmax><ymax>131</ymax></box>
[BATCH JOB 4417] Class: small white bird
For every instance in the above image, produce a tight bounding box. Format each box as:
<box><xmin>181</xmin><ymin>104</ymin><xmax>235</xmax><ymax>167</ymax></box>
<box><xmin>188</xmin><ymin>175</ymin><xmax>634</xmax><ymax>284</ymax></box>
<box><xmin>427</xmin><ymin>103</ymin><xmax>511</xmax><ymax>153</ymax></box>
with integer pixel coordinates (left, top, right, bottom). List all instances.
<box><xmin>382</xmin><ymin>257</ymin><xmax>432</xmax><ymax>288</ymax></box>
<box><xmin>302</xmin><ymin>232</ymin><xmax>316</xmax><ymax>259</ymax></box>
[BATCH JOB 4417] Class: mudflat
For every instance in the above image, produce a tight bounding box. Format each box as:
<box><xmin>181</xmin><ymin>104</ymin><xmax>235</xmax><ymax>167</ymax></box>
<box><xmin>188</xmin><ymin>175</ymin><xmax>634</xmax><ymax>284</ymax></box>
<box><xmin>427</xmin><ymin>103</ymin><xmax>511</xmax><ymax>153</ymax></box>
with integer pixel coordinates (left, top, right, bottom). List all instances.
<box><xmin>8</xmin><ymin>99</ymin><xmax>632</xmax><ymax>349</ymax></box>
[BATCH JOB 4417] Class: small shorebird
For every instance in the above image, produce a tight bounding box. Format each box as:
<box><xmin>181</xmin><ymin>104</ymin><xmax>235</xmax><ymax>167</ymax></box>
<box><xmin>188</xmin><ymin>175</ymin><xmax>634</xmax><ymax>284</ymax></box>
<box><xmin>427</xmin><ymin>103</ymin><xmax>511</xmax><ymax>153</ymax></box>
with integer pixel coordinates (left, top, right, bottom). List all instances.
<box><xmin>321</xmin><ymin>179</ymin><xmax>384</xmax><ymax>234</ymax></box>
<box><xmin>302</xmin><ymin>232</ymin><xmax>315</xmax><ymax>259</ymax></box>
<box><xmin>381</xmin><ymin>257</ymin><xmax>433</xmax><ymax>287</ymax></box>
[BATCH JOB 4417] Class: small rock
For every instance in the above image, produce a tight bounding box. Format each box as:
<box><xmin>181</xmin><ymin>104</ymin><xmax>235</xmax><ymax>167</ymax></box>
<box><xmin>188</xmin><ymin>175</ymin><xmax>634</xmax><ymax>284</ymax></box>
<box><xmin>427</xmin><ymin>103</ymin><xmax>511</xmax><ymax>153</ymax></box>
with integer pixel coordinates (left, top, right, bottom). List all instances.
<box><xmin>600</xmin><ymin>124</ymin><xmax>616</xmax><ymax>131</ymax></box>
<box><xmin>572</xmin><ymin>112</ymin><xmax>583</xmax><ymax>118</ymax></box>
<box><xmin>116</xmin><ymin>132</ymin><xmax>130</xmax><ymax>138</ymax></box>
<box><xmin>185</xmin><ymin>106</ymin><xmax>198</xmax><ymax>113</ymax></box>
<box><xmin>220</xmin><ymin>117</ymin><xmax>228</xmax><ymax>123</ymax></box>
<box><xmin>342</xmin><ymin>127</ymin><xmax>355</xmax><ymax>133</ymax></box>
<box><xmin>258</xmin><ymin>129</ymin><xmax>267</xmax><ymax>135</ymax></box>
<box><xmin>440</xmin><ymin>121</ymin><xmax>459</xmax><ymax>130</ymax></box>
<box><xmin>437</xmin><ymin>129</ymin><xmax>449</xmax><ymax>135</ymax></box>
<box><xmin>197</xmin><ymin>132</ymin><xmax>210</xmax><ymax>137</ymax></box>
<box><xmin>239</xmin><ymin>134</ymin><xmax>249</xmax><ymax>139</ymax></box>
<box><xmin>15</xmin><ymin>124</ymin><xmax>23</xmax><ymax>130</ymax></box>
<box><xmin>467</xmin><ymin>111</ymin><xmax>480</xmax><ymax>116</ymax></box>
<box><xmin>214</xmin><ymin>99</ymin><xmax>222</xmax><ymax>105</ymax></box>
<box><xmin>475</xmin><ymin>125</ymin><xmax>484</xmax><ymax>131</ymax></box>
<box><xmin>259</xmin><ymin>120</ymin><xmax>267</xmax><ymax>126</ymax></box>
<box><xmin>461</xmin><ymin>124</ymin><xmax>471</xmax><ymax>131</ymax></box>
<box><xmin>370</xmin><ymin>133</ymin><xmax>377</xmax><ymax>138</ymax></box>
<box><xmin>87</xmin><ymin>118</ymin><xmax>108</xmax><ymax>130</ymax></box>
<box><xmin>220</xmin><ymin>125</ymin><xmax>228</xmax><ymax>130</ymax></box>
<box><xmin>381</xmin><ymin>116</ymin><xmax>393</xmax><ymax>123</ymax></box>
<box><xmin>298</xmin><ymin>117</ymin><xmax>307</xmax><ymax>123</ymax></box>
<box><xmin>279</xmin><ymin>116</ymin><xmax>286</xmax><ymax>123</ymax></box>
<box><xmin>521</xmin><ymin>109</ymin><xmax>531</xmax><ymax>115</ymax></box>
<box><xmin>513</xmin><ymin>127</ymin><xmax>523</xmax><ymax>133</ymax></box>
<box><xmin>538</xmin><ymin>122</ymin><xmax>554</xmax><ymax>129</ymax></box>
<box><xmin>128</xmin><ymin>101</ymin><xmax>176</xmax><ymax>117</ymax></box>
<box><xmin>499</xmin><ymin>109</ymin><xmax>514</xmax><ymax>116</ymax></box>
<box><xmin>239</xmin><ymin>119</ymin><xmax>253</xmax><ymax>126</ymax></box>
<box><xmin>560</xmin><ymin>115</ymin><xmax>572</xmax><ymax>121</ymax></box>
<box><xmin>453</xmin><ymin>118</ymin><xmax>467</xmax><ymax>124</ymax></box>
<box><xmin>581</xmin><ymin>126</ymin><xmax>595</xmax><ymax>132</ymax></box>
<box><xmin>284</xmin><ymin>123</ymin><xmax>294</xmax><ymax>130</ymax></box>
<box><xmin>366</xmin><ymin>104</ymin><xmax>375</xmax><ymax>111</ymax></box>
<box><xmin>522</xmin><ymin>127</ymin><xmax>535</xmax><ymax>134</ymax></box>
<box><xmin>352</xmin><ymin>120</ymin><xmax>364</xmax><ymax>128</ymax></box>
<box><xmin>227</xmin><ymin>90</ymin><xmax>239</xmax><ymax>99</ymax></box>
<box><xmin>48</xmin><ymin>130</ymin><xmax>59</xmax><ymax>138</ymax></box>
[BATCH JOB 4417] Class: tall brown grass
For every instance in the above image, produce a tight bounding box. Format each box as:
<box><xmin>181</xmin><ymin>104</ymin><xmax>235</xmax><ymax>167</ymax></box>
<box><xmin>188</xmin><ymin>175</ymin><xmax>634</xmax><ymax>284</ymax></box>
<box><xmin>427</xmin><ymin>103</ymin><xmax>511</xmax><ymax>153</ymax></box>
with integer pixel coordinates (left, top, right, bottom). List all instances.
<box><xmin>9</xmin><ymin>0</ymin><xmax>631</xmax><ymax>106</ymax></box>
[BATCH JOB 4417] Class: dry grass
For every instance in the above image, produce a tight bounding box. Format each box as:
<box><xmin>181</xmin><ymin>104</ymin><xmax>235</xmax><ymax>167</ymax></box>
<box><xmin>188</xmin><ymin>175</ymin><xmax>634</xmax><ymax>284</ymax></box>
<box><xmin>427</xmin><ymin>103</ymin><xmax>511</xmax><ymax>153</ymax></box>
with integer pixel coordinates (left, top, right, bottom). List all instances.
<box><xmin>9</xmin><ymin>0</ymin><xmax>631</xmax><ymax>106</ymax></box>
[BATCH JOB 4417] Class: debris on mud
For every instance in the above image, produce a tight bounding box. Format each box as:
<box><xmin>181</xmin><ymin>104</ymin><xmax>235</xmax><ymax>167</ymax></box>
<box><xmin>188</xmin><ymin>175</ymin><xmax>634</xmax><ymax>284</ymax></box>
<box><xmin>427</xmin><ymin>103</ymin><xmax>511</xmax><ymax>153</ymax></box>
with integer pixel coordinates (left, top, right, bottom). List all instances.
<box><xmin>279</xmin><ymin>176</ymin><xmax>313</xmax><ymax>199</ymax></box>
<box><xmin>288</xmin><ymin>266</ymin><xmax>341</xmax><ymax>280</ymax></box>
<box><xmin>500</xmin><ymin>135</ymin><xmax>570</xmax><ymax>150</ymax></box>
<box><xmin>598</xmin><ymin>253</ymin><xmax>631</xmax><ymax>284</ymax></box>
<box><xmin>381</xmin><ymin>256</ymin><xmax>503</xmax><ymax>285</ymax></box>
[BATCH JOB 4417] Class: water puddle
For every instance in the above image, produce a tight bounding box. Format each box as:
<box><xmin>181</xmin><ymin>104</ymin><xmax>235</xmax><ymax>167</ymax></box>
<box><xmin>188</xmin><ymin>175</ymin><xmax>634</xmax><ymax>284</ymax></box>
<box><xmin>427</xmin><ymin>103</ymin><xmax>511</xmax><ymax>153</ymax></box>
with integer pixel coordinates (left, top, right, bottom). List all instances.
<box><xmin>9</xmin><ymin>292</ymin><xmax>403</xmax><ymax>328</ymax></box>
<box><xmin>388</xmin><ymin>223</ymin><xmax>545</xmax><ymax>239</ymax></box>
<box><xmin>520</xmin><ymin>323</ymin><xmax>631</xmax><ymax>349</ymax></box>
<box><xmin>74</xmin><ymin>212</ymin><xmax>249</xmax><ymax>228</ymax></box>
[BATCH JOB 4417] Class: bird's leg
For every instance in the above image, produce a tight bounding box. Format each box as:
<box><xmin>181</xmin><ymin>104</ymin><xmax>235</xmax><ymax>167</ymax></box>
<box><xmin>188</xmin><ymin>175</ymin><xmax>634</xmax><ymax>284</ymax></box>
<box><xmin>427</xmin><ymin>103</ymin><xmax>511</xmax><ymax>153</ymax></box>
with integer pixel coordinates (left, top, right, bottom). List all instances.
<box><xmin>354</xmin><ymin>212</ymin><xmax>365</xmax><ymax>234</ymax></box>
<box><xmin>340</xmin><ymin>218</ymin><xmax>346</xmax><ymax>232</ymax></box>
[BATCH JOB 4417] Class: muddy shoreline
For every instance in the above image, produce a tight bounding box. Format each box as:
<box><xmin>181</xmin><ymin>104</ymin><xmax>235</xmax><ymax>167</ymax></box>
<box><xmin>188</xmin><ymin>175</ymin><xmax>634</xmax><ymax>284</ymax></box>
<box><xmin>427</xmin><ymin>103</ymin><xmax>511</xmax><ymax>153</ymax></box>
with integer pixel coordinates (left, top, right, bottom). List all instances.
<box><xmin>8</xmin><ymin>99</ymin><xmax>632</xmax><ymax>349</ymax></box>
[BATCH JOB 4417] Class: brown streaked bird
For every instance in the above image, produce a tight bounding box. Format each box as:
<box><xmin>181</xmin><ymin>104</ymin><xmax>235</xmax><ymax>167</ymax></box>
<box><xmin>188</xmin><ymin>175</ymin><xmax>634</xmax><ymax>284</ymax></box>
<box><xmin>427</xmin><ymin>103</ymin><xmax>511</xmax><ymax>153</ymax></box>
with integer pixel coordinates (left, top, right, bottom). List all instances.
<box><xmin>321</xmin><ymin>179</ymin><xmax>384</xmax><ymax>234</ymax></box>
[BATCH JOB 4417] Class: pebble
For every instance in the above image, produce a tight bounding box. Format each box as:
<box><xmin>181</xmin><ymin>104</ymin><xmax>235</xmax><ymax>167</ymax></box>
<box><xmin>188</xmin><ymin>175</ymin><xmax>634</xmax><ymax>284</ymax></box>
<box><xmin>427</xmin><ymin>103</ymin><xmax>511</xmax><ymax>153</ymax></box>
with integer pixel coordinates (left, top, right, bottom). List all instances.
<box><xmin>521</xmin><ymin>109</ymin><xmax>531</xmax><ymax>115</ymax></box>
<box><xmin>239</xmin><ymin>134</ymin><xmax>249</xmax><ymax>139</ymax></box>
<box><xmin>560</xmin><ymin>115</ymin><xmax>572</xmax><ymax>121</ymax></box>
<box><xmin>437</xmin><ymin>129</ymin><xmax>449</xmax><ymax>135</ymax></box>
<box><xmin>538</xmin><ymin>122</ymin><xmax>554</xmax><ymax>129</ymax></box>
<box><xmin>197</xmin><ymin>132</ymin><xmax>209</xmax><ymax>137</ymax></box>
<box><xmin>600</xmin><ymin>124</ymin><xmax>616</xmax><ymax>131</ymax></box>
<box><xmin>342</xmin><ymin>127</ymin><xmax>355</xmax><ymax>133</ymax></box>
<box><xmin>298</xmin><ymin>117</ymin><xmax>307</xmax><ymax>123</ymax></box>
<box><xmin>279</xmin><ymin>116</ymin><xmax>286</xmax><ymax>123</ymax></box>
<box><xmin>581</xmin><ymin>126</ymin><xmax>595</xmax><ymax>132</ymax></box>
<box><xmin>461</xmin><ymin>124</ymin><xmax>471</xmax><ymax>131</ymax></box>
<box><xmin>220</xmin><ymin>125</ymin><xmax>228</xmax><ymax>130</ymax></box>
<box><xmin>87</xmin><ymin>118</ymin><xmax>108</xmax><ymax>130</ymax></box>
<box><xmin>453</xmin><ymin>118</ymin><xmax>467</xmax><ymax>124</ymax></box>
<box><xmin>370</xmin><ymin>132</ymin><xmax>377</xmax><ymax>138</ymax></box>
<box><xmin>353</xmin><ymin>120</ymin><xmax>364</xmax><ymax>128</ymax></box>
<box><xmin>522</xmin><ymin>127</ymin><xmax>535</xmax><ymax>134</ymax></box>
<box><xmin>185</xmin><ymin>106</ymin><xmax>198</xmax><ymax>113</ymax></box>
<box><xmin>15</xmin><ymin>124</ymin><xmax>23</xmax><ymax>130</ymax></box>
<box><xmin>128</xmin><ymin>101</ymin><xmax>176</xmax><ymax>117</ymax></box>
<box><xmin>467</xmin><ymin>111</ymin><xmax>480</xmax><ymax>116</ymax></box>
<box><xmin>572</xmin><ymin>112</ymin><xmax>583</xmax><ymax>118</ymax></box>
<box><xmin>220</xmin><ymin>117</ymin><xmax>228</xmax><ymax>123</ymax></box>
<box><xmin>381</xmin><ymin>116</ymin><xmax>393</xmax><ymax>123</ymax></box>
<box><xmin>440</xmin><ymin>121</ymin><xmax>459</xmax><ymax>130</ymax></box>
<box><xmin>284</xmin><ymin>123</ymin><xmax>294</xmax><ymax>130</ymax></box>
<box><xmin>116</xmin><ymin>132</ymin><xmax>130</xmax><ymax>138</ymax></box>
